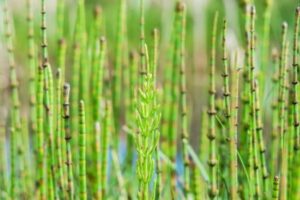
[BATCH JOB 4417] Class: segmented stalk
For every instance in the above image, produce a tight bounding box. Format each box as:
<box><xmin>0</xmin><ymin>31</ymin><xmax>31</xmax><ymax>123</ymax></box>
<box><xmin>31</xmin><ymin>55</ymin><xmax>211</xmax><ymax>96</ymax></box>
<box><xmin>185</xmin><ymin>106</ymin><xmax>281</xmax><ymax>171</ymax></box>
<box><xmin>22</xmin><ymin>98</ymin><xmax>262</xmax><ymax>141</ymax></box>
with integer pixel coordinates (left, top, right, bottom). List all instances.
<box><xmin>247</xmin><ymin>6</ymin><xmax>261</xmax><ymax>199</ymax></box>
<box><xmin>292</xmin><ymin>7</ymin><xmax>300</xmax><ymax>152</ymax></box>
<box><xmin>278</xmin><ymin>23</ymin><xmax>288</xmax><ymax>200</ymax></box>
<box><xmin>63</xmin><ymin>84</ymin><xmax>74</xmax><ymax>200</ymax></box>
<box><xmin>100</xmin><ymin>101</ymin><xmax>111</xmax><ymax>199</ymax></box>
<box><xmin>272</xmin><ymin>176</ymin><xmax>280</xmax><ymax>200</ymax></box>
<box><xmin>44</xmin><ymin>65</ymin><xmax>55</xmax><ymax>200</ymax></box>
<box><xmin>93</xmin><ymin>37</ymin><xmax>106</xmax><ymax>126</ymax></box>
<box><xmin>222</xmin><ymin>19</ymin><xmax>231</xmax><ymax>122</ymax></box>
<box><xmin>228</xmin><ymin>53</ymin><xmax>240</xmax><ymax>200</ymax></box>
<box><xmin>10</xmin><ymin>127</ymin><xmax>16</xmax><ymax>199</ymax></box>
<box><xmin>254</xmin><ymin>83</ymin><xmax>269</xmax><ymax>197</ymax></box>
<box><xmin>26</xmin><ymin>0</ymin><xmax>37</xmax><ymax>143</ymax></box>
<box><xmin>271</xmin><ymin>50</ymin><xmax>279</xmax><ymax>180</ymax></box>
<box><xmin>178</xmin><ymin>3</ymin><xmax>190</xmax><ymax>197</ymax></box>
<box><xmin>55</xmin><ymin>69</ymin><xmax>64</xmax><ymax>197</ymax></box>
<box><xmin>208</xmin><ymin>12</ymin><xmax>219</xmax><ymax>199</ymax></box>
<box><xmin>79</xmin><ymin>101</ymin><xmax>87</xmax><ymax>200</ymax></box>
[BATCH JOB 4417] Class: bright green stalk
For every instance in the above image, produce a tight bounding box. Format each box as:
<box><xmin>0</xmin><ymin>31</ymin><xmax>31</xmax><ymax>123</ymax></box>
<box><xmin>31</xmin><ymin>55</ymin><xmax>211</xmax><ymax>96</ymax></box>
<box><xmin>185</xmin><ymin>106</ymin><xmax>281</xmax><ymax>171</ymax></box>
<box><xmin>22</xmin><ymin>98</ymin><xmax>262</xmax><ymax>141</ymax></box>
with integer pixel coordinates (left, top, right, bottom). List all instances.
<box><xmin>290</xmin><ymin>10</ymin><xmax>300</xmax><ymax>198</ymax></box>
<box><xmin>199</xmin><ymin>110</ymin><xmax>209</xmax><ymax>199</ymax></box>
<box><xmin>27</xmin><ymin>0</ymin><xmax>37</xmax><ymax>142</ymax></box>
<box><xmin>254</xmin><ymin>83</ymin><xmax>269</xmax><ymax>197</ymax></box>
<box><xmin>63</xmin><ymin>84</ymin><xmax>74</xmax><ymax>200</ymax></box>
<box><xmin>55</xmin><ymin>69</ymin><xmax>65</xmax><ymax>198</ymax></box>
<box><xmin>222</xmin><ymin>19</ymin><xmax>231</xmax><ymax>122</ymax></box>
<box><xmin>166</xmin><ymin>4</ymin><xmax>184</xmax><ymax>196</ymax></box>
<box><xmin>79</xmin><ymin>101</ymin><xmax>87</xmax><ymax>200</ymax></box>
<box><xmin>36</xmin><ymin>53</ymin><xmax>45</xmax><ymax>200</ymax></box>
<box><xmin>72</xmin><ymin>0</ymin><xmax>85</xmax><ymax>170</ymax></box>
<box><xmin>272</xmin><ymin>176</ymin><xmax>280</xmax><ymax>200</ymax></box>
<box><xmin>3</xmin><ymin>3</ymin><xmax>22</xmax><ymax>199</ymax></box>
<box><xmin>248</xmin><ymin>7</ymin><xmax>261</xmax><ymax>199</ymax></box>
<box><xmin>100</xmin><ymin>101</ymin><xmax>111</xmax><ymax>199</ymax></box>
<box><xmin>240</xmin><ymin>8</ymin><xmax>252</xmax><ymax>188</ymax></box>
<box><xmin>278</xmin><ymin>23</ymin><xmax>288</xmax><ymax>200</ymax></box>
<box><xmin>208</xmin><ymin>12</ymin><xmax>218</xmax><ymax>200</ymax></box>
<box><xmin>271</xmin><ymin>50</ymin><xmax>279</xmax><ymax>180</ymax></box>
<box><xmin>93</xmin><ymin>37</ymin><xmax>106</xmax><ymax>124</ymax></box>
<box><xmin>20</xmin><ymin>118</ymin><xmax>32</xmax><ymax>199</ymax></box>
<box><xmin>10</xmin><ymin>127</ymin><xmax>16</xmax><ymax>199</ymax></box>
<box><xmin>292</xmin><ymin>7</ymin><xmax>300</xmax><ymax>152</ymax></box>
<box><xmin>70</xmin><ymin>42</ymin><xmax>80</xmax><ymax>157</ymax></box>
<box><xmin>112</xmin><ymin>0</ymin><xmax>127</xmax><ymax>132</ymax></box>
<box><xmin>44</xmin><ymin>65</ymin><xmax>55</xmax><ymax>200</ymax></box>
<box><xmin>228</xmin><ymin>54</ymin><xmax>240</xmax><ymax>200</ymax></box>
<box><xmin>178</xmin><ymin>3</ymin><xmax>190</xmax><ymax>197</ymax></box>
<box><xmin>91</xmin><ymin>7</ymin><xmax>102</xmax><ymax>96</ymax></box>
<box><xmin>41</xmin><ymin>0</ymin><xmax>56</xmax><ymax>196</ymax></box>
<box><xmin>40</xmin><ymin>2</ymin><xmax>48</xmax><ymax>195</ymax></box>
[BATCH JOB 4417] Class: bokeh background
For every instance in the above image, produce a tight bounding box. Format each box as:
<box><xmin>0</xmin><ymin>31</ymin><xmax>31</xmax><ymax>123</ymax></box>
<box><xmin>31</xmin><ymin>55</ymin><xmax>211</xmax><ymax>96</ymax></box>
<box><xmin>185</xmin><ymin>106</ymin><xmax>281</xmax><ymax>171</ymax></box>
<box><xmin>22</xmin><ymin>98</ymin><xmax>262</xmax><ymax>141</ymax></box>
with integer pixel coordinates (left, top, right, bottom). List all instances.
<box><xmin>0</xmin><ymin>0</ymin><xmax>299</xmax><ymax>147</ymax></box>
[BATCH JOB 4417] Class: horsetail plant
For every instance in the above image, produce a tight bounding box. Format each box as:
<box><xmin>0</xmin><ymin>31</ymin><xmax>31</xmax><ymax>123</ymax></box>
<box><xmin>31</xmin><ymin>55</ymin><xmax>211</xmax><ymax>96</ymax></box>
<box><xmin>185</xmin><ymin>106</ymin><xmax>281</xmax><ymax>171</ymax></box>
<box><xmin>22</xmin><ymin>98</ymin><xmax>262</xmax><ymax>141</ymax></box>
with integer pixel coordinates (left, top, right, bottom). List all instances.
<box><xmin>207</xmin><ymin>11</ymin><xmax>219</xmax><ymax>200</ymax></box>
<box><xmin>177</xmin><ymin>3</ymin><xmax>191</xmax><ymax>197</ymax></box>
<box><xmin>78</xmin><ymin>100</ymin><xmax>87</xmax><ymax>200</ymax></box>
<box><xmin>26</xmin><ymin>0</ymin><xmax>37</xmax><ymax>141</ymax></box>
<box><xmin>272</xmin><ymin>176</ymin><xmax>280</xmax><ymax>200</ymax></box>
<box><xmin>112</xmin><ymin>0</ymin><xmax>127</xmax><ymax>132</ymax></box>
<box><xmin>135</xmin><ymin>41</ymin><xmax>161</xmax><ymax>199</ymax></box>
<box><xmin>63</xmin><ymin>84</ymin><xmax>74</xmax><ymax>200</ymax></box>
<box><xmin>228</xmin><ymin>56</ymin><xmax>240</xmax><ymax>200</ymax></box>
<box><xmin>100</xmin><ymin>100</ymin><xmax>112</xmax><ymax>199</ymax></box>
<box><xmin>1</xmin><ymin>1</ymin><xmax>300</xmax><ymax>200</ymax></box>
<box><xmin>55</xmin><ymin>69</ymin><xmax>65</xmax><ymax>197</ymax></box>
<box><xmin>44</xmin><ymin>64</ymin><xmax>56</xmax><ymax>200</ymax></box>
<box><xmin>291</xmin><ymin>7</ymin><xmax>300</xmax><ymax>152</ymax></box>
<box><xmin>278</xmin><ymin>22</ymin><xmax>289</xmax><ymax>200</ymax></box>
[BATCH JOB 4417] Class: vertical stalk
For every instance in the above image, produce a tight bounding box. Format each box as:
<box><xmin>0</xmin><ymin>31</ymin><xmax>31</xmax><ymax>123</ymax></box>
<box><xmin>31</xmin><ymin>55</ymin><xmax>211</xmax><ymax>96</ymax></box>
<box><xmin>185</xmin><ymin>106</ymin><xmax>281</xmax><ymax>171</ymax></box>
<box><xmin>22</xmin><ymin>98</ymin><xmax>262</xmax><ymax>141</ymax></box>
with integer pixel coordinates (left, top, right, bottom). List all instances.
<box><xmin>278</xmin><ymin>23</ymin><xmax>288</xmax><ymax>200</ymax></box>
<box><xmin>26</xmin><ymin>0</ymin><xmax>37</xmax><ymax>147</ymax></box>
<box><xmin>272</xmin><ymin>176</ymin><xmax>280</xmax><ymax>200</ymax></box>
<box><xmin>291</xmin><ymin>8</ymin><xmax>300</xmax><ymax>153</ymax></box>
<box><xmin>44</xmin><ymin>65</ymin><xmax>55</xmax><ymax>200</ymax></box>
<box><xmin>79</xmin><ymin>101</ymin><xmax>87</xmax><ymax>200</ymax></box>
<box><xmin>112</xmin><ymin>0</ymin><xmax>127</xmax><ymax>133</ymax></box>
<box><xmin>271</xmin><ymin>50</ymin><xmax>279</xmax><ymax>180</ymax></box>
<box><xmin>208</xmin><ymin>11</ymin><xmax>219</xmax><ymax>200</ymax></box>
<box><xmin>100</xmin><ymin>101</ymin><xmax>111</xmax><ymax>199</ymax></box>
<box><xmin>63</xmin><ymin>84</ymin><xmax>74</xmax><ymax>200</ymax></box>
<box><xmin>228</xmin><ymin>54</ymin><xmax>240</xmax><ymax>200</ymax></box>
<box><xmin>178</xmin><ymin>3</ymin><xmax>190</xmax><ymax>197</ymax></box>
<box><xmin>55</xmin><ymin>69</ymin><xmax>65</xmax><ymax>197</ymax></box>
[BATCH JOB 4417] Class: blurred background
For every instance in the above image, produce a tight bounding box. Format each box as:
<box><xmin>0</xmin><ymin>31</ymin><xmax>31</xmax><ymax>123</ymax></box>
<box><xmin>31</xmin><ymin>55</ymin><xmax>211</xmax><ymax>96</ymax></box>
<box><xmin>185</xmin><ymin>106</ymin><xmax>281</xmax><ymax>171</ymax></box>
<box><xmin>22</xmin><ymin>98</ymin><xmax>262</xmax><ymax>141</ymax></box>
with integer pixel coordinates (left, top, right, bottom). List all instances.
<box><xmin>0</xmin><ymin>0</ymin><xmax>299</xmax><ymax>146</ymax></box>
